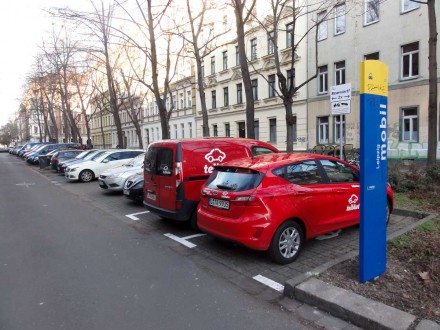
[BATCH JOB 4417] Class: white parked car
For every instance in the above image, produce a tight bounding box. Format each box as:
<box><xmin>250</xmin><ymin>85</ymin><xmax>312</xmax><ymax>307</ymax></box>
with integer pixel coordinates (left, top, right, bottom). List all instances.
<box><xmin>65</xmin><ymin>150</ymin><xmax>144</xmax><ymax>182</ymax></box>
<box><xmin>98</xmin><ymin>152</ymin><xmax>145</xmax><ymax>191</ymax></box>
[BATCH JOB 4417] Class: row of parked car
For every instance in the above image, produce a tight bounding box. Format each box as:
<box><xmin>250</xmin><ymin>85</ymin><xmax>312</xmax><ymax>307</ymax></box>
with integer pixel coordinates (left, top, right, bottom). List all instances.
<box><xmin>9</xmin><ymin>138</ymin><xmax>395</xmax><ymax>264</ymax></box>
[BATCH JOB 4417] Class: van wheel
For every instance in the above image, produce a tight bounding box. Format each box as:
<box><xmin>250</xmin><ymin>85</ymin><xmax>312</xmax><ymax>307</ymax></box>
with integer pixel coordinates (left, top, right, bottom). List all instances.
<box><xmin>269</xmin><ymin>220</ymin><xmax>304</xmax><ymax>264</ymax></box>
<box><xmin>190</xmin><ymin>209</ymin><xmax>200</xmax><ymax>232</ymax></box>
<box><xmin>79</xmin><ymin>169</ymin><xmax>94</xmax><ymax>183</ymax></box>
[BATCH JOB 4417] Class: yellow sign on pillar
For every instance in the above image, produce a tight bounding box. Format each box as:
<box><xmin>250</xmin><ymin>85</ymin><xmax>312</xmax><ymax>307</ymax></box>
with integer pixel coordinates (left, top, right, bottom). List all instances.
<box><xmin>360</xmin><ymin>60</ymin><xmax>388</xmax><ymax>97</ymax></box>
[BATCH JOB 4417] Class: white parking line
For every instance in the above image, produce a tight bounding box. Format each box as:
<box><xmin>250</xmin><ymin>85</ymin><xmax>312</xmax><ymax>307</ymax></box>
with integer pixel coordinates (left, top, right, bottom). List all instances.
<box><xmin>164</xmin><ymin>233</ymin><xmax>197</xmax><ymax>248</ymax></box>
<box><xmin>125</xmin><ymin>211</ymin><xmax>150</xmax><ymax>221</ymax></box>
<box><xmin>182</xmin><ymin>233</ymin><xmax>206</xmax><ymax>240</ymax></box>
<box><xmin>253</xmin><ymin>275</ymin><xmax>284</xmax><ymax>293</ymax></box>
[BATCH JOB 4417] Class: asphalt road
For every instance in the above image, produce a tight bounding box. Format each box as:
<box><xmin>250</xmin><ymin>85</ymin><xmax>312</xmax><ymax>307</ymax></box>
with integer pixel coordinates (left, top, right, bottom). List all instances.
<box><xmin>0</xmin><ymin>153</ymin><xmax>307</xmax><ymax>330</ymax></box>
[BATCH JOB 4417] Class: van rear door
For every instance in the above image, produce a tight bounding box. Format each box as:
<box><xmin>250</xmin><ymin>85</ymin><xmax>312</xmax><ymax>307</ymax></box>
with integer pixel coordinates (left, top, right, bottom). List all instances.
<box><xmin>144</xmin><ymin>146</ymin><xmax>176</xmax><ymax>210</ymax></box>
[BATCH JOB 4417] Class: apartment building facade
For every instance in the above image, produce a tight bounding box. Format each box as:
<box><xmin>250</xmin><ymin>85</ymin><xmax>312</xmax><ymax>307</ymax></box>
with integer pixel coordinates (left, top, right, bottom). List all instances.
<box><xmin>306</xmin><ymin>0</ymin><xmax>440</xmax><ymax>160</ymax></box>
<box><xmin>195</xmin><ymin>5</ymin><xmax>309</xmax><ymax>152</ymax></box>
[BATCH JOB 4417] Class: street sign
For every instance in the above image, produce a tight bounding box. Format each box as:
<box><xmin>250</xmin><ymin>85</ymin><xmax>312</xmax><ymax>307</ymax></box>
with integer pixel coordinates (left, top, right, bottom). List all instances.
<box><xmin>331</xmin><ymin>100</ymin><xmax>351</xmax><ymax>114</ymax></box>
<box><xmin>330</xmin><ymin>83</ymin><xmax>351</xmax><ymax>102</ymax></box>
<box><xmin>359</xmin><ymin>60</ymin><xmax>388</xmax><ymax>283</ymax></box>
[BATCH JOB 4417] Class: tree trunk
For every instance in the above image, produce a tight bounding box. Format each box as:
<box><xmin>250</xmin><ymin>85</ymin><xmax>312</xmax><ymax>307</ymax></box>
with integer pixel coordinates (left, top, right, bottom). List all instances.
<box><xmin>427</xmin><ymin>0</ymin><xmax>438</xmax><ymax>165</ymax></box>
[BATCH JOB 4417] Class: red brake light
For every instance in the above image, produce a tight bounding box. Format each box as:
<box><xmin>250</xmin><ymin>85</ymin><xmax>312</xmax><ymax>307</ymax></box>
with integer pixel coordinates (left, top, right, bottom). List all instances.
<box><xmin>233</xmin><ymin>193</ymin><xmax>273</xmax><ymax>206</ymax></box>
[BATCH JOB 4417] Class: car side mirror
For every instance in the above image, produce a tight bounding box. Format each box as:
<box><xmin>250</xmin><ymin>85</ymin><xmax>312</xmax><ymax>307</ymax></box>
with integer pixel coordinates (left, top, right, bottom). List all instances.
<box><xmin>102</xmin><ymin>159</ymin><xmax>109</xmax><ymax>163</ymax></box>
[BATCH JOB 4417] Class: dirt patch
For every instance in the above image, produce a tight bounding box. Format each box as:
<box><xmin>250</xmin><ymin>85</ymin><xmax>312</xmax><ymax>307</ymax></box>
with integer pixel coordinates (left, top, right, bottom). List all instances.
<box><xmin>319</xmin><ymin>217</ymin><xmax>440</xmax><ymax>324</ymax></box>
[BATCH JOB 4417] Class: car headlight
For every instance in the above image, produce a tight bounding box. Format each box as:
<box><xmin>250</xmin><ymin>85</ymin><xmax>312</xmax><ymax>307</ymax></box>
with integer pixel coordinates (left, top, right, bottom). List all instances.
<box><xmin>70</xmin><ymin>167</ymin><xmax>79</xmax><ymax>172</ymax></box>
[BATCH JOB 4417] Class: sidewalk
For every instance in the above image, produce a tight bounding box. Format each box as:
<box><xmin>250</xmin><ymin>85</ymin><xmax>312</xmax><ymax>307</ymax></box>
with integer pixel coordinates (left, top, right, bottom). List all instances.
<box><xmin>283</xmin><ymin>210</ymin><xmax>439</xmax><ymax>330</ymax></box>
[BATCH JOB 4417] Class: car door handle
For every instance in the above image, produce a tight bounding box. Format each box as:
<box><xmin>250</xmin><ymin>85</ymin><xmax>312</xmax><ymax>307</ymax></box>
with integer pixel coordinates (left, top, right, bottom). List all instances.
<box><xmin>153</xmin><ymin>183</ymin><xmax>158</xmax><ymax>187</ymax></box>
<box><xmin>336</xmin><ymin>188</ymin><xmax>350</xmax><ymax>193</ymax></box>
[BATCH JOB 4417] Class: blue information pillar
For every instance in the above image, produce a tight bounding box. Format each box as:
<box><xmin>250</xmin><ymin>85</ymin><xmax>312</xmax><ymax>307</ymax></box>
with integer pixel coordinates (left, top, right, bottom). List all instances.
<box><xmin>359</xmin><ymin>61</ymin><xmax>389</xmax><ymax>282</ymax></box>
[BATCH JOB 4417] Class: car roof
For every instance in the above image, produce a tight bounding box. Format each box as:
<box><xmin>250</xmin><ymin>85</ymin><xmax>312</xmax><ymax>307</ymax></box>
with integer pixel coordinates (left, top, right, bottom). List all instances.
<box><xmin>216</xmin><ymin>152</ymin><xmax>347</xmax><ymax>171</ymax></box>
<box><xmin>148</xmin><ymin>138</ymin><xmax>279</xmax><ymax>152</ymax></box>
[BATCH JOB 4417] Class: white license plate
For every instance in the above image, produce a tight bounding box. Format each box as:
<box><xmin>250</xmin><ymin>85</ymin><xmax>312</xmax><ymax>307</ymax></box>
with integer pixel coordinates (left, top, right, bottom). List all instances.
<box><xmin>123</xmin><ymin>189</ymin><xmax>130</xmax><ymax>196</ymax></box>
<box><xmin>147</xmin><ymin>192</ymin><xmax>156</xmax><ymax>201</ymax></box>
<box><xmin>208</xmin><ymin>198</ymin><xmax>229</xmax><ymax>210</ymax></box>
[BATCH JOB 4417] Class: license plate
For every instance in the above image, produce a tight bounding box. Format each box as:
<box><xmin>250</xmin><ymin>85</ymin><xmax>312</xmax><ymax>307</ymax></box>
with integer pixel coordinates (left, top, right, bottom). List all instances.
<box><xmin>147</xmin><ymin>192</ymin><xmax>156</xmax><ymax>201</ymax></box>
<box><xmin>123</xmin><ymin>189</ymin><xmax>130</xmax><ymax>196</ymax></box>
<box><xmin>208</xmin><ymin>198</ymin><xmax>229</xmax><ymax>210</ymax></box>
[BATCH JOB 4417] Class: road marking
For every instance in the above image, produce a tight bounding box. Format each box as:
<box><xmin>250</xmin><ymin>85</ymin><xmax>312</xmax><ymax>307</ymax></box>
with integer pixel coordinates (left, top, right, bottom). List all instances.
<box><xmin>163</xmin><ymin>233</ymin><xmax>206</xmax><ymax>248</ymax></box>
<box><xmin>253</xmin><ymin>275</ymin><xmax>284</xmax><ymax>293</ymax></box>
<box><xmin>182</xmin><ymin>233</ymin><xmax>206</xmax><ymax>240</ymax></box>
<box><xmin>16</xmin><ymin>182</ymin><xmax>35</xmax><ymax>188</ymax></box>
<box><xmin>125</xmin><ymin>211</ymin><xmax>150</xmax><ymax>221</ymax></box>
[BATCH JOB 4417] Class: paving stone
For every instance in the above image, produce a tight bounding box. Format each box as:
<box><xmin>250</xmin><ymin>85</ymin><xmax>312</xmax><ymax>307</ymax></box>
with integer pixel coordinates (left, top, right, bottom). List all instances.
<box><xmin>316</xmin><ymin>313</ymin><xmax>355</xmax><ymax>330</ymax></box>
<box><xmin>415</xmin><ymin>319</ymin><xmax>440</xmax><ymax>330</ymax></box>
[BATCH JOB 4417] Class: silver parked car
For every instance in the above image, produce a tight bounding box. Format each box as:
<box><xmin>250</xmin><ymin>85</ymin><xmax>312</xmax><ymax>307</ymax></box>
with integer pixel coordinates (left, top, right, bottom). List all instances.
<box><xmin>98</xmin><ymin>152</ymin><xmax>145</xmax><ymax>191</ymax></box>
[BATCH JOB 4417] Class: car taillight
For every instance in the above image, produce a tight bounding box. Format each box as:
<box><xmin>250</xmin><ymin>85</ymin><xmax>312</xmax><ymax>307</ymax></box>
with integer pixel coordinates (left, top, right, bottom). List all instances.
<box><xmin>233</xmin><ymin>193</ymin><xmax>273</xmax><ymax>206</ymax></box>
<box><xmin>175</xmin><ymin>162</ymin><xmax>183</xmax><ymax>187</ymax></box>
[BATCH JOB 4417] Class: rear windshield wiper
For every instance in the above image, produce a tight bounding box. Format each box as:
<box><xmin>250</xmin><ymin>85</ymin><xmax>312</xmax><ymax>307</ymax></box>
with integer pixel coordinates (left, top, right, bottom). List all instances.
<box><xmin>216</xmin><ymin>184</ymin><xmax>235</xmax><ymax>191</ymax></box>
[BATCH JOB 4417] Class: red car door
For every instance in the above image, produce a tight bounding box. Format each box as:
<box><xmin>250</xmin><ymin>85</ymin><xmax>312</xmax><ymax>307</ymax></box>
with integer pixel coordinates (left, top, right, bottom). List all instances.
<box><xmin>318</xmin><ymin>159</ymin><xmax>361</xmax><ymax>228</ymax></box>
<box><xmin>282</xmin><ymin>160</ymin><xmax>337</xmax><ymax>238</ymax></box>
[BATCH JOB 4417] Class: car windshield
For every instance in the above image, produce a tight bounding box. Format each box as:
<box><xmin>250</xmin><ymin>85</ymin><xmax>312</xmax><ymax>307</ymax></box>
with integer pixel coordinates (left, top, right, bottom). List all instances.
<box><xmin>87</xmin><ymin>151</ymin><xmax>107</xmax><ymax>161</ymax></box>
<box><xmin>125</xmin><ymin>153</ymin><xmax>145</xmax><ymax>167</ymax></box>
<box><xmin>206</xmin><ymin>167</ymin><xmax>264</xmax><ymax>192</ymax></box>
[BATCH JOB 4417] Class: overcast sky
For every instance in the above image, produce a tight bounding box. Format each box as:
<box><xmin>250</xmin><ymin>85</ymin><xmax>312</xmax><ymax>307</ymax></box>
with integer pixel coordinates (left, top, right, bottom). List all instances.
<box><xmin>0</xmin><ymin>0</ymin><xmax>71</xmax><ymax>126</ymax></box>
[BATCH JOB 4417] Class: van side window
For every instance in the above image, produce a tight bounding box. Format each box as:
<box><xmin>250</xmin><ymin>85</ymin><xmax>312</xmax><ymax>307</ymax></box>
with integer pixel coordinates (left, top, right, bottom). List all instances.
<box><xmin>252</xmin><ymin>146</ymin><xmax>276</xmax><ymax>156</ymax></box>
<box><xmin>145</xmin><ymin>148</ymin><xmax>158</xmax><ymax>174</ymax></box>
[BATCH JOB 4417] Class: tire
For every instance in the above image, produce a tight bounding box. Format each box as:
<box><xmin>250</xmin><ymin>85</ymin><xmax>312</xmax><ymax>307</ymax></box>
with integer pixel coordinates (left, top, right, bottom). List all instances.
<box><xmin>79</xmin><ymin>169</ymin><xmax>94</xmax><ymax>183</ymax></box>
<box><xmin>269</xmin><ymin>220</ymin><xmax>304</xmax><ymax>265</ymax></box>
<box><xmin>190</xmin><ymin>208</ymin><xmax>200</xmax><ymax>232</ymax></box>
<box><xmin>386</xmin><ymin>199</ymin><xmax>391</xmax><ymax>225</ymax></box>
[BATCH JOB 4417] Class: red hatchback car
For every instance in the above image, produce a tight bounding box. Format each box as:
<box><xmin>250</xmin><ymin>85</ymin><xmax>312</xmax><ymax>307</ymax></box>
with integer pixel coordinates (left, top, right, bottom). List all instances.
<box><xmin>197</xmin><ymin>153</ymin><xmax>394</xmax><ymax>264</ymax></box>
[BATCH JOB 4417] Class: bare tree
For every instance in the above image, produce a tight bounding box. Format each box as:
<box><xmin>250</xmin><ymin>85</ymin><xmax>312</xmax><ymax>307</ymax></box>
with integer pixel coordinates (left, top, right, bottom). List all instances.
<box><xmin>117</xmin><ymin>0</ymin><xmax>179</xmax><ymax>140</ymax></box>
<box><xmin>52</xmin><ymin>0</ymin><xmax>127</xmax><ymax>147</ymax></box>
<box><xmin>175</xmin><ymin>0</ymin><xmax>231</xmax><ymax>137</ymax></box>
<box><xmin>231</xmin><ymin>0</ymin><xmax>257</xmax><ymax>139</ymax></box>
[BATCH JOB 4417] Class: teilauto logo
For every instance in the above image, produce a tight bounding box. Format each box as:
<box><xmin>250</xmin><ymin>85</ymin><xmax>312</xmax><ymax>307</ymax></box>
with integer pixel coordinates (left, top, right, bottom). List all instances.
<box><xmin>346</xmin><ymin>194</ymin><xmax>360</xmax><ymax>211</ymax></box>
<box><xmin>204</xmin><ymin>148</ymin><xmax>226</xmax><ymax>174</ymax></box>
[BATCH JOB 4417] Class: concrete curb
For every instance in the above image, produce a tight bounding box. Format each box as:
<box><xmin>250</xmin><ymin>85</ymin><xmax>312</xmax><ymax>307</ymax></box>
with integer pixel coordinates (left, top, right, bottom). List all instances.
<box><xmin>295</xmin><ymin>278</ymin><xmax>416</xmax><ymax>330</ymax></box>
<box><xmin>284</xmin><ymin>209</ymin><xmax>439</xmax><ymax>329</ymax></box>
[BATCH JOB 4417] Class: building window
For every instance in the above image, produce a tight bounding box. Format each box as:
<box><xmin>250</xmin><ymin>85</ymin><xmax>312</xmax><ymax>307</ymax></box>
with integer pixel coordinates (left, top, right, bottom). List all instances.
<box><xmin>201</xmin><ymin>61</ymin><xmax>205</xmax><ymax>77</ymax></box>
<box><xmin>401</xmin><ymin>42</ymin><xmax>419</xmax><ymax>79</ymax></box>
<box><xmin>335</xmin><ymin>61</ymin><xmax>345</xmax><ymax>85</ymax></box>
<box><xmin>181</xmin><ymin>123</ymin><xmax>185</xmax><ymax>138</ymax></box>
<box><xmin>238</xmin><ymin>122</ymin><xmax>246</xmax><ymax>138</ymax></box>
<box><xmin>317</xmin><ymin>11</ymin><xmax>327</xmax><ymax>41</ymax></box>
<box><xmin>335</xmin><ymin>3</ymin><xmax>346</xmax><ymax>35</ymax></box>
<box><xmin>237</xmin><ymin>83</ymin><xmax>243</xmax><ymax>104</ymax></box>
<box><xmin>223</xmin><ymin>87</ymin><xmax>229</xmax><ymax>106</ymax></box>
<box><xmin>365</xmin><ymin>0</ymin><xmax>379</xmax><ymax>25</ymax></box>
<box><xmin>401</xmin><ymin>107</ymin><xmax>418</xmax><ymax>142</ymax></box>
<box><xmin>267</xmin><ymin>31</ymin><xmax>275</xmax><ymax>55</ymax></box>
<box><xmin>268</xmin><ymin>74</ymin><xmax>276</xmax><ymax>97</ymax></box>
<box><xmin>235</xmin><ymin>45</ymin><xmax>240</xmax><ymax>66</ymax></box>
<box><xmin>287</xmin><ymin>69</ymin><xmax>295</xmax><ymax>92</ymax></box>
<box><xmin>174</xmin><ymin>124</ymin><xmax>178</xmax><ymax>139</ymax></box>
<box><xmin>187</xmin><ymin>91</ymin><xmax>192</xmax><ymax>108</ymax></box>
<box><xmin>189</xmin><ymin>122</ymin><xmax>193</xmax><ymax>138</ymax></box>
<box><xmin>179</xmin><ymin>92</ymin><xmax>184</xmax><ymax>109</ymax></box>
<box><xmin>211</xmin><ymin>90</ymin><xmax>217</xmax><ymax>109</ymax></box>
<box><xmin>318</xmin><ymin>117</ymin><xmax>329</xmax><ymax>144</ymax></box>
<box><xmin>402</xmin><ymin>0</ymin><xmax>419</xmax><ymax>13</ymax></box>
<box><xmin>250</xmin><ymin>38</ymin><xmax>257</xmax><ymax>60</ymax></box>
<box><xmin>289</xmin><ymin>116</ymin><xmax>297</xmax><ymax>142</ymax></box>
<box><xmin>286</xmin><ymin>23</ymin><xmax>293</xmax><ymax>48</ymax></box>
<box><xmin>251</xmin><ymin>79</ymin><xmax>258</xmax><ymax>101</ymax></box>
<box><xmin>318</xmin><ymin>65</ymin><xmax>328</xmax><ymax>94</ymax></box>
<box><xmin>225</xmin><ymin>123</ymin><xmax>230</xmax><ymax>137</ymax></box>
<box><xmin>254</xmin><ymin>120</ymin><xmax>259</xmax><ymax>140</ymax></box>
<box><xmin>210</xmin><ymin>56</ymin><xmax>215</xmax><ymax>74</ymax></box>
<box><xmin>222</xmin><ymin>51</ymin><xmax>228</xmax><ymax>70</ymax></box>
<box><xmin>213</xmin><ymin>124</ymin><xmax>218</xmax><ymax>137</ymax></box>
<box><xmin>334</xmin><ymin>115</ymin><xmax>346</xmax><ymax>143</ymax></box>
<box><xmin>365</xmin><ymin>52</ymin><xmax>379</xmax><ymax>60</ymax></box>
<box><xmin>269</xmin><ymin>118</ymin><xmax>277</xmax><ymax>142</ymax></box>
